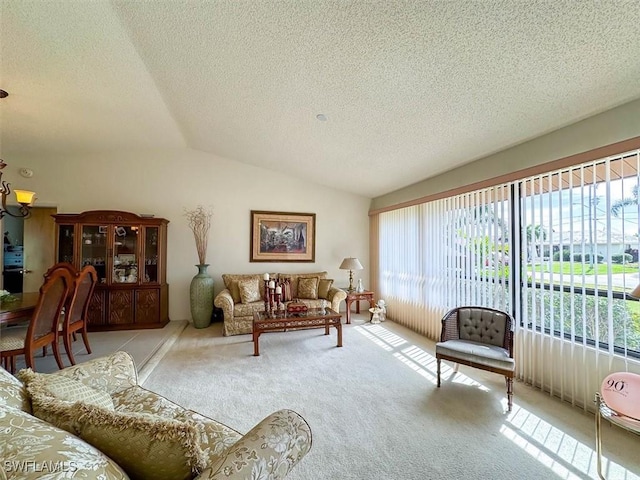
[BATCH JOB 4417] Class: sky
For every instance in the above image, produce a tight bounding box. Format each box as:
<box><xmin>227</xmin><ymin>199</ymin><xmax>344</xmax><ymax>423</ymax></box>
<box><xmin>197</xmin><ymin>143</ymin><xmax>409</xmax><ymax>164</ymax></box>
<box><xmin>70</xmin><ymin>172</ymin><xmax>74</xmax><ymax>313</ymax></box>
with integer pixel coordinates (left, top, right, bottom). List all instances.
<box><xmin>522</xmin><ymin>175</ymin><xmax>640</xmax><ymax>246</ymax></box>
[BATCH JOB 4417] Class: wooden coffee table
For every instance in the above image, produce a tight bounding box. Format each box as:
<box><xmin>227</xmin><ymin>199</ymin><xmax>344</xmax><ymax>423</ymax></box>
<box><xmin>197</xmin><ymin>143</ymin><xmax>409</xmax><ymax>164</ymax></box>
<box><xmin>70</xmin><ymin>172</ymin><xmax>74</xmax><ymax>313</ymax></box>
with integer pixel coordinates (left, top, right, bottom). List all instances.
<box><xmin>252</xmin><ymin>308</ymin><xmax>342</xmax><ymax>356</ymax></box>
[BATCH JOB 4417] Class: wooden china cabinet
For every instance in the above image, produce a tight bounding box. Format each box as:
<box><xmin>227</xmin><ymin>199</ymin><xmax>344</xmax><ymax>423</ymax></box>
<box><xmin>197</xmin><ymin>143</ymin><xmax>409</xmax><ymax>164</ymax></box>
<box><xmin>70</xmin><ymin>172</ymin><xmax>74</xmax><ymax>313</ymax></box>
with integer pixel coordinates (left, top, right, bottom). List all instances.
<box><xmin>53</xmin><ymin>210</ymin><xmax>169</xmax><ymax>331</ymax></box>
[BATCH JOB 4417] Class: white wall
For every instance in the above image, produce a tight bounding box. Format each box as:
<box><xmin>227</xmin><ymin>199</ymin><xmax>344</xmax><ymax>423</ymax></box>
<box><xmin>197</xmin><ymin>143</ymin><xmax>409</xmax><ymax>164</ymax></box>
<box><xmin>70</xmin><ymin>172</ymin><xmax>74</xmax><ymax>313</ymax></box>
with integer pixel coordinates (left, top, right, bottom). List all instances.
<box><xmin>8</xmin><ymin>148</ymin><xmax>370</xmax><ymax>320</ymax></box>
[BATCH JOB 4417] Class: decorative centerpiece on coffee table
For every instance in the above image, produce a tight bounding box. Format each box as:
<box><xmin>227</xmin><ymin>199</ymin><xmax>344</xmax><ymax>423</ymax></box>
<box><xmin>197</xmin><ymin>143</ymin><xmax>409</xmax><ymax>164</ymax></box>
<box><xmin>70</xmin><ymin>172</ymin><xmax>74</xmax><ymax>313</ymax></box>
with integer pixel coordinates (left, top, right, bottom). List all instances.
<box><xmin>185</xmin><ymin>205</ymin><xmax>214</xmax><ymax>328</ymax></box>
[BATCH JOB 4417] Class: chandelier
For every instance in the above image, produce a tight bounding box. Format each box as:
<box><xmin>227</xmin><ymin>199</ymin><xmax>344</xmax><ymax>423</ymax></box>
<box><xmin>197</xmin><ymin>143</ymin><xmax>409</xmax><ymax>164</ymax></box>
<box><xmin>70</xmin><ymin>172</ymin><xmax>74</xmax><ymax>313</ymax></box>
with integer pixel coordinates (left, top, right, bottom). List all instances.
<box><xmin>0</xmin><ymin>90</ymin><xmax>36</xmax><ymax>218</ymax></box>
<box><xmin>0</xmin><ymin>159</ymin><xmax>36</xmax><ymax>218</ymax></box>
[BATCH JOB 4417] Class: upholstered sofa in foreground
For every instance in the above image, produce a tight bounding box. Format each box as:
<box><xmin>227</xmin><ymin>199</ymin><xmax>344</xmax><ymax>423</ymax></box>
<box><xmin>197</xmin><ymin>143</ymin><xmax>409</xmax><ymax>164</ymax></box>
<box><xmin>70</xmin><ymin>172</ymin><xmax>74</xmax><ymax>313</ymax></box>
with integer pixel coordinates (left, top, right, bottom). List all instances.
<box><xmin>0</xmin><ymin>351</ymin><xmax>312</xmax><ymax>480</ymax></box>
<box><xmin>215</xmin><ymin>271</ymin><xmax>347</xmax><ymax>336</ymax></box>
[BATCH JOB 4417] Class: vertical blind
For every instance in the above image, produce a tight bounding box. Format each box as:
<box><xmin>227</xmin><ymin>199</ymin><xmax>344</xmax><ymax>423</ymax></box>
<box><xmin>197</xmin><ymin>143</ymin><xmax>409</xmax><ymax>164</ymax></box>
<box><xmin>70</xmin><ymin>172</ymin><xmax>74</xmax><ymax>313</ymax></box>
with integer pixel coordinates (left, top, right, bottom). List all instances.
<box><xmin>378</xmin><ymin>184</ymin><xmax>512</xmax><ymax>339</ymax></box>
<box><xmin>376</xmin><ymin>149</ymin><xmax>640</xmax><ymax>408</ymax></box>
<box><xmin>518</xmin><ymin>151</ymin><xmax>640</xmax><ymax>407</ymax></box>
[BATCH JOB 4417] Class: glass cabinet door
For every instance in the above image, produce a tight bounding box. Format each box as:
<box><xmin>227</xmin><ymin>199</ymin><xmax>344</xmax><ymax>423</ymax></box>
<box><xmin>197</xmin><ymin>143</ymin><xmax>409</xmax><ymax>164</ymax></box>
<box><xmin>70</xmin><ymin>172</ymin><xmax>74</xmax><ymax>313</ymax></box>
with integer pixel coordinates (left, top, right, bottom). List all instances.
<box><xmin>81</xmin><ymin>225</ymin><xmax>108</xmax><ymax>284</ymax></box>
<box><xmin>58</xmin><ymin>225</ymin><xmax>75</xmax><ymax>263</ymax></box>
<box><xmin>143</xmin><ymin>226</ymin><xmax>159</xmax><ymax>283</ymax></box>
<box><xmin>113</xmin><ymin>225</ymin><xmax>138</xmax><ymax>284</ymax></box>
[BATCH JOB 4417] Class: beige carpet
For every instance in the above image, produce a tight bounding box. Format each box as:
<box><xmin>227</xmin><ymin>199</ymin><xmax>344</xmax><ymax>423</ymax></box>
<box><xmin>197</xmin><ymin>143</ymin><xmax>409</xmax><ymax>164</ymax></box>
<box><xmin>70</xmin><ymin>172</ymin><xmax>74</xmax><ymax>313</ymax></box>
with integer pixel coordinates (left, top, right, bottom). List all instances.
<box><xmin>143</xmin><ymin>316</ymin><xmax>640</xmax><ymax>480</ymax></box>
<box><xmin>3</xmin><ymin>320</ymin><xmax>187</xmax><ymax>375</ymax></box>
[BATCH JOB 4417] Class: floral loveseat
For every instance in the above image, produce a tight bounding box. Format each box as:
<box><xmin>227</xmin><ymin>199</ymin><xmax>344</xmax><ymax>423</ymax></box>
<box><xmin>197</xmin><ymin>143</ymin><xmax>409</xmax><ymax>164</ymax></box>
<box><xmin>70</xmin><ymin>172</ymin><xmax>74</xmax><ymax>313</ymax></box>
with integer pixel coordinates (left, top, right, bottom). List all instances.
<box><xmin>0</xmin><ymin>351</ymin><xmax>312</xmax><ymax>480</ymax></box>
<box><xmin>214</xmin><ymin>271</ymin><xmax>347</xmax><ymax>336</ymax></box>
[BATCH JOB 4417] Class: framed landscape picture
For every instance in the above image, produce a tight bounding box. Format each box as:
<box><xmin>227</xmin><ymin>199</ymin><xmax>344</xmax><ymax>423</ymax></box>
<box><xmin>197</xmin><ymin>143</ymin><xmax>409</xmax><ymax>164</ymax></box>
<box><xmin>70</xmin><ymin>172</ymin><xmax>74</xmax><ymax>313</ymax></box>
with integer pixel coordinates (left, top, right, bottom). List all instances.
<box><xmin>250</xmin><ymin>210</ymin><xmax>316</xmax><ymax>262</ymax></box>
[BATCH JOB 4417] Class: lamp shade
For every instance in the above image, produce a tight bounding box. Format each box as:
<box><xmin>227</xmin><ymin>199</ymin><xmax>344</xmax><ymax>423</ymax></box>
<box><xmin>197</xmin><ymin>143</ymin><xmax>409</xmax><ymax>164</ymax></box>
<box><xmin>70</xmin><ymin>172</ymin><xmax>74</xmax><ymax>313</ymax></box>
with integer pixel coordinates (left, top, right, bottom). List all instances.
<box><xmin>14</xmin><ymin>190</ymin><xmax>36</xmax><ymax>206</ymax></box>
<box><xmin>629</xmin><ymin>283</ymin><xmax>640</xmax><ymax>299</ymax></box>
<box><xmin>339</xmin><ymin>257</ymin><xmax>363</xmax><ymax>270</ymax></box>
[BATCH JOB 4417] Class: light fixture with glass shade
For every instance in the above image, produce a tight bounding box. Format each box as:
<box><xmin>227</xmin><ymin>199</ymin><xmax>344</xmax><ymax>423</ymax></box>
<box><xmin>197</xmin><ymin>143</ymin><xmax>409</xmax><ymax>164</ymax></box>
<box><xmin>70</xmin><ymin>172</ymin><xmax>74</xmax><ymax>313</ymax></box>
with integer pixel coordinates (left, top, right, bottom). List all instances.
<box><xmin>339</xmin><ymin>257</ymin><xmax>363</xmax><ymax>293</ymax></box>
<box><xmin>0</xmin><ymin>90</ymin><xmax>36</xmax><ymax>218</ymax></box>
<box><xmin>0</xmin><ymin>159</ymin><xmax>36</xmax><ymax>218</ymax></box>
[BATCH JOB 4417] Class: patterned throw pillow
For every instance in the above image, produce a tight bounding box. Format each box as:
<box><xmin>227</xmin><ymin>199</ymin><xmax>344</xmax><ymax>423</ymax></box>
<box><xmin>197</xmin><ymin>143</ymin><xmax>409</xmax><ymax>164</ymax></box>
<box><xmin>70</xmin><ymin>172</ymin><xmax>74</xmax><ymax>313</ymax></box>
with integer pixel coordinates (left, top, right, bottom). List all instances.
<box><xmin>238</xmin><ymin>277</ymin><xmax>261</xmax><ymax>304</ymax></box>
<box><xmin>72</xmin><ymin>403</ymin><xmax>207</xmax><ymax>480</ymax></box>
<box><xmin>111</xmin><ymin>386</ymin><xmax>242</xmax><ymax>470</ymax></box>
<box><xmin>230</xmin><ymin>281</ymin><xmax>242</xmax><ymax>303</ymax></box>
<box><xmin>318</xmin><ymin>279</ymin><xmax>334</xmax><ymax>299</ymax></box>
<box><xmin>223</xmin><ymin>274</ymin><xmax>267</xmax><ymax>304</ymax></box>
<box><xmin>298</xmin><ymin>277</ymin><xmax>319</xmax><ymax>300</ymax></box>
<box><xmin>18</xmin><ymin>369</ymin><xmax>114</xmax><ymax>410</ymax></box>
<box><xmin>18</xmin><ymin>368</ymin><xmax>115</xmax><ymax>433</ymax></box>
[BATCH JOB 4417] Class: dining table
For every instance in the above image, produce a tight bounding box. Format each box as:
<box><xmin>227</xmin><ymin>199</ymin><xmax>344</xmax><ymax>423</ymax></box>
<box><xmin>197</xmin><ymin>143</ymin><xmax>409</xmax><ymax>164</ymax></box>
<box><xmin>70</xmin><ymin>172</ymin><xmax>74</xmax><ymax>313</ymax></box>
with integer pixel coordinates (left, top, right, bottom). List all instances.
<box><xmin>0</xmin><ymin>292</ymin><xmax>39</xmax><ymax>325</ymax></box>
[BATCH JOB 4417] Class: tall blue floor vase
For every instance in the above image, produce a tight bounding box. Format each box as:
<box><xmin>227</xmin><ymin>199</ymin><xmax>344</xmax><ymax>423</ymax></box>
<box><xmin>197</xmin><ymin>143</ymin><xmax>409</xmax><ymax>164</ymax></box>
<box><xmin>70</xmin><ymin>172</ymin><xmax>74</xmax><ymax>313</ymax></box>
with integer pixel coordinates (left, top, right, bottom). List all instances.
<box><xmin>190</xmin><ymin>264</ymin><xmax>214</xmax><ymax>328</ymax></box>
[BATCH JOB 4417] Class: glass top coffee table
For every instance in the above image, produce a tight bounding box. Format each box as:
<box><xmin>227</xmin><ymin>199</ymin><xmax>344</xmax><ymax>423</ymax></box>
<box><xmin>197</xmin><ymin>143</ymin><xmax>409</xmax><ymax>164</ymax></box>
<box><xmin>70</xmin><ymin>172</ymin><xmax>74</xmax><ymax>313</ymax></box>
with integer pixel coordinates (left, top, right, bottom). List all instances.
<box><xmin>252</xmin><ymin>308</ymin><xmax>343</xmax><ymax>356</ymax></box>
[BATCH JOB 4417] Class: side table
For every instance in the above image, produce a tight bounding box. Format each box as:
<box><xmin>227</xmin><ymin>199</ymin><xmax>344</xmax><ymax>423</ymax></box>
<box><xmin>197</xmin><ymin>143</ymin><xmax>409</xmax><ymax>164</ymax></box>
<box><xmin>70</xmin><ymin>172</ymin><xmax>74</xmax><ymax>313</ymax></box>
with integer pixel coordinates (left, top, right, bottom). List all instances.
<box><xmin>345</xmin><ymin>290</ymin><xmax>375</xmax><ymax>324</ymax></box>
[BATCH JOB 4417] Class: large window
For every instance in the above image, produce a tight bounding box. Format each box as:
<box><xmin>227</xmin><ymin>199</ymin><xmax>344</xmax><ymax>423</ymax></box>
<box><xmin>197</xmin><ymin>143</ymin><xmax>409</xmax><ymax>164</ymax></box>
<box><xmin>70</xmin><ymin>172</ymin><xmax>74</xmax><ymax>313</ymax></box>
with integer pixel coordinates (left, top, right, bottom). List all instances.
<box><xmin>378</xmin><ymin>149</ymin><xmax>640</xmax><ymax>356</ymax></box>
<box><xmin>520</xmin><ymin>151</ymin><xmax>640</xmax><ymax>356</ymax></box>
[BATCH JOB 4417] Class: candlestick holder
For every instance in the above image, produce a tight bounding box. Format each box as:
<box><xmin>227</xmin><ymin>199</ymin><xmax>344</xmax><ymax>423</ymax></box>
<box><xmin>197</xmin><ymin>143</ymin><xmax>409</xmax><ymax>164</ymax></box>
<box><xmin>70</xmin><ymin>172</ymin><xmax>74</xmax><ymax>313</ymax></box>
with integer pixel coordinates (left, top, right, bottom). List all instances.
<box><xmin>263</xmin><ymin>279</ymin><xmax>270</xmax><ymax>313</ymax></box>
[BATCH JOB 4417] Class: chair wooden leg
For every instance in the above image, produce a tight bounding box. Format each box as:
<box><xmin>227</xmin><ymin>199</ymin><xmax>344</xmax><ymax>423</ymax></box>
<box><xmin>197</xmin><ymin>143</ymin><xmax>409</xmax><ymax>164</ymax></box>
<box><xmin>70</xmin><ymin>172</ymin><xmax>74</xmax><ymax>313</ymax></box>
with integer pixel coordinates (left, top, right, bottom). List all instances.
<box><xmin>437</xmin><ymin>358</ymin><xmax>441</xmax><ymax>387</ymax></box>
<box><xmin>42</xmin><ymin>346</ymin><xmax>47</xmax><ymax>357</ymax></box>
<box><xmin>63</xmin><ymin>333</ymin><xmax>76</xmax><ymax>365</ymax></box>
<box><xmin>72</xmin><ymin>332</ymin><xmax>77</xmax><ymax>341</ymax></box>
<box><xmin>2</xmin><ymin>356</ymin><xmax>14</xmax><ymax>374</ymax></box>
<box><xmin>506</xmin><ymin>376</ymin><xmax>513</xmax><ymax>412</ymax></box>
<box><xmin>80</xmin><ymin>328</ymin><xmax>92</xmax><ymax>355</ymax></box>
<box><xmin>25</xmin><ymin>351</ymin><xmax>35</xmax><ymax>371</ymax></box>
<box><xmin>52</xmin><ymin>341</ymin><xmax>64</xmax><ymax>370</ymax></box>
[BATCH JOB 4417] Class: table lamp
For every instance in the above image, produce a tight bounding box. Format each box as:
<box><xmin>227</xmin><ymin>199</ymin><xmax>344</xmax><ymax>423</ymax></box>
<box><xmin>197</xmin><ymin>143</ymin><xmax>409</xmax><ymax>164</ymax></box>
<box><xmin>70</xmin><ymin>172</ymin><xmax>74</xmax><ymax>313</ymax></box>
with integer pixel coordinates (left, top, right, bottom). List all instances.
<box><xmin>339</xmin><ymin>257</ymin><xmax>363</xmax><ymax>293</ymax></box>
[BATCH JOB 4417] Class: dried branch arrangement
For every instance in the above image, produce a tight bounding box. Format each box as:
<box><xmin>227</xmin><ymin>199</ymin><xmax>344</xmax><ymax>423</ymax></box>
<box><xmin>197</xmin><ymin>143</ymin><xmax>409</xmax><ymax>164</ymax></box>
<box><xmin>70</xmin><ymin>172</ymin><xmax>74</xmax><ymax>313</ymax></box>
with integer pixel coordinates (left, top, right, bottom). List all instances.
<box><xmin>184</xmin><ymin>205</ymin><xmax>213</xmax><ymax>265</ymax></box>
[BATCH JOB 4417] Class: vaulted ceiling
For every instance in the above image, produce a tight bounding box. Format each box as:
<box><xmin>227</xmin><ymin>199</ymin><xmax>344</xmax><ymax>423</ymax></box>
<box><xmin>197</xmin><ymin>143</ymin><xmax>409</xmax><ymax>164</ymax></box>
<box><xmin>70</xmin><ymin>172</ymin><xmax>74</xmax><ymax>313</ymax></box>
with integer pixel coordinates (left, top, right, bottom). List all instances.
<box><xmin>2</xmin><ymin>1</ymin><xmax>640</xmax><ymax>197</ymax></box>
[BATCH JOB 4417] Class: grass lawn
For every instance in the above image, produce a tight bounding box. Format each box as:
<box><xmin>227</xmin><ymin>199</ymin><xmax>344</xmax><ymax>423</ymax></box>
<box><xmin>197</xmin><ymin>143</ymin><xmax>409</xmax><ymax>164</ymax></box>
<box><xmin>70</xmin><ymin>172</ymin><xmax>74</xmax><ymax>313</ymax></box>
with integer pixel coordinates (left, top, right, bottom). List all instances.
<box><xmin>528</xmin><ymin>262</ymin><xmax>639</xmax><ymax>275</ymax></box>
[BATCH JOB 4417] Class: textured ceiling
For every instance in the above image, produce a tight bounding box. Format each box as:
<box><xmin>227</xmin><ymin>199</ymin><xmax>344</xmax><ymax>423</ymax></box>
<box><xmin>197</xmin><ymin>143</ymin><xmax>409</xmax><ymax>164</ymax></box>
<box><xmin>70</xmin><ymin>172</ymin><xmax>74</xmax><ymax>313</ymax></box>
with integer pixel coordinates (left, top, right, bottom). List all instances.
<box><xmin>2</xmin><ymin>1</ymin><xmax>640</xmax><ymax>197</ymax></box>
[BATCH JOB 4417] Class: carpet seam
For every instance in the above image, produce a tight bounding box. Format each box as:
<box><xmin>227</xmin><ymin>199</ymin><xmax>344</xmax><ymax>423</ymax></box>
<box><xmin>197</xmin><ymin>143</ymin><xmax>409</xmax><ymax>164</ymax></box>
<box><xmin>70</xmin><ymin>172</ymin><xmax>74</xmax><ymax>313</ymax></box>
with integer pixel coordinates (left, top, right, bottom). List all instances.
<box><xmin>138</xmin><ymin>320</ymin><xmax>188</xmax><ymax>385</ymax></box>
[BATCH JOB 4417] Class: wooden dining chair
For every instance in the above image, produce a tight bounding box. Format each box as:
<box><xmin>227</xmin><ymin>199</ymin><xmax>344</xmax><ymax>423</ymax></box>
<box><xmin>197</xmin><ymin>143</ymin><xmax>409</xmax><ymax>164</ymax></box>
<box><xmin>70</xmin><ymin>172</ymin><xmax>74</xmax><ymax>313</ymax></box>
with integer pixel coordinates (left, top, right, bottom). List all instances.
<box><xmin>60</xmin><ymin>265</ymin><xmax>97</xmax><ymax>365</ymax></box>
<box><xmin>44</xmin><ymin>262</ymin><xmax>77</xmax><ymax>282</ymax></box>
<box><xmin>42</xmin><ymin>262</ymin><xmax>78</xmax><ymax>358</ymax></box>
<box><xmin>0</xmin><ymin>267</ymin><xmax>73</xmax><ymax>373</ymax></box>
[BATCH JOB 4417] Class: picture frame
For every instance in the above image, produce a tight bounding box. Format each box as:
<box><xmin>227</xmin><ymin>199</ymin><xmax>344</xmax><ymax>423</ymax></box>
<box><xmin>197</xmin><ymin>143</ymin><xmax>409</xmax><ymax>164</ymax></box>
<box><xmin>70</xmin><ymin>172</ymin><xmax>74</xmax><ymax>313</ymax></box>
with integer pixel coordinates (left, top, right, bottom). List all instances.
<box><xmin>250</xmin><ymin>210</ymin><xmax>316</xmax><ymax>262</ymax></box>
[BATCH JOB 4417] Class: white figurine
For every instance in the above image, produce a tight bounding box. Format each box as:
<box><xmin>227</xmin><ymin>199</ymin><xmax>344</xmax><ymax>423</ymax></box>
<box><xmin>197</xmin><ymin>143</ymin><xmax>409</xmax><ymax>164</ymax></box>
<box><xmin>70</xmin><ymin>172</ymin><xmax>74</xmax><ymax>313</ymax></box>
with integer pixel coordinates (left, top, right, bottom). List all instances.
<box><xmin>369</xmin><ymin>307</ymin><xmax>382</xmax><ymax>324</ymax></box>
<box><xmin>376</xmin><ymin>300</ymin><xmax>386</xmax><ymax>322</ymax></box>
